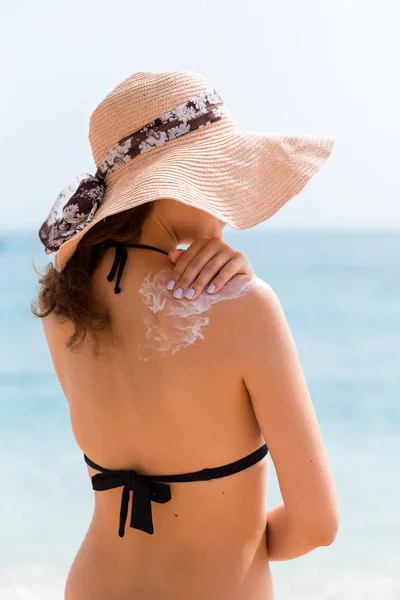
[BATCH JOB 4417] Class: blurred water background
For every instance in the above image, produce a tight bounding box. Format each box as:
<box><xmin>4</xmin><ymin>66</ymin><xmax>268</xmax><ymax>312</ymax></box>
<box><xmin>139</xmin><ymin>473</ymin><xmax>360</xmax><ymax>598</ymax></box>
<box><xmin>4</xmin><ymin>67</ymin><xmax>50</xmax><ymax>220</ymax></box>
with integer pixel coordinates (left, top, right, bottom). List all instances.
<box><xmin>0</xmin><ymin>228</ymin><xmax>399</xmax><ymax>599</ymax></box>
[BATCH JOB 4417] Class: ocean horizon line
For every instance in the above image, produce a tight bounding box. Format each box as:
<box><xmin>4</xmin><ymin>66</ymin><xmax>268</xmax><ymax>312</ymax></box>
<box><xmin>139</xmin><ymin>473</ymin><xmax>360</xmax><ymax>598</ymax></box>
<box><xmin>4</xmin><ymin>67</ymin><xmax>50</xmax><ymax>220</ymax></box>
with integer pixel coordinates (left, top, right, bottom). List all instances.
<box><xmin>1</xmin><ymin>226</ymin><xmax>400</xmax><ymax>236</ymax></box>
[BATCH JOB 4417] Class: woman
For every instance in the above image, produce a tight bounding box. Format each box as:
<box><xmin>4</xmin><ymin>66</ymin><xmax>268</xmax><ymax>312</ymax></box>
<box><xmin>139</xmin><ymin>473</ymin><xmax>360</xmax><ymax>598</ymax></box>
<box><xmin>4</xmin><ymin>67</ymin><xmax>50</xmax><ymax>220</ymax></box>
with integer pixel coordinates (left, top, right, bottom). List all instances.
<box><xmin>32</xmin><ymin>71</ymin><xmax>338</xmax><ymax>600</ymax></box>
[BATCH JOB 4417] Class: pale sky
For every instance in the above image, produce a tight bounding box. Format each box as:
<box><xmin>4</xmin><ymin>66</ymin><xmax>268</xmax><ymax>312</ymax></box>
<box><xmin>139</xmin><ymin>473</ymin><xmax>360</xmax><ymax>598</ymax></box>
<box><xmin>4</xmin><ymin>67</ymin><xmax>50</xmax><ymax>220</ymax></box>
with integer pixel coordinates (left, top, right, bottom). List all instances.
<box><xmin>1</xmin><ymin>0</ymin><xmax>399</xmax><ymax>230</ymax></box>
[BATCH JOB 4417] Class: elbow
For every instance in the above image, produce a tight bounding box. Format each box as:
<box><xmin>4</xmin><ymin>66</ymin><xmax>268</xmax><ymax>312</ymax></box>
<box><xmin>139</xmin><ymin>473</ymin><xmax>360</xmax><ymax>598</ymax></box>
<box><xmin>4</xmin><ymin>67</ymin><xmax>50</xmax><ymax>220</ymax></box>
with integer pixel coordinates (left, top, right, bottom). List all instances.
<box><xmin>308</xmin><ymin>514</ymin><xmax>339</xmax><ymax>548</ymax></box>
<box><xmin>286</xmin><ymin>505</ymin><xmax>340</xmax><ymax>551</ymax></box>
<box><xmin>317</xmin><ymin>520</ymin><xmax>339</xmax><ymax>547</ymax></box>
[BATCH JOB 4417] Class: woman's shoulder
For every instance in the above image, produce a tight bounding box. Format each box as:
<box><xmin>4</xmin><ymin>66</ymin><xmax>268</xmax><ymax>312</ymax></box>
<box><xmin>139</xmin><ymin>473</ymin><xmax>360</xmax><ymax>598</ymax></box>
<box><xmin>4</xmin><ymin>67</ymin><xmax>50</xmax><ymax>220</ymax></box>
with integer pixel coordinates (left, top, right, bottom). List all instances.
<box><xmin>216</xmin><ymin>275</ymin><xmax>288</xmax><ymax>355</ymax></box>
<box><xmin>137</xmin><ymin>271</ymin><xmax>273</xmax><ymax>356</ymax></box>
<box><xmin>217</xmin><ymin>274</ymin><xmax>281</xmax><ymax>324</ymax></box>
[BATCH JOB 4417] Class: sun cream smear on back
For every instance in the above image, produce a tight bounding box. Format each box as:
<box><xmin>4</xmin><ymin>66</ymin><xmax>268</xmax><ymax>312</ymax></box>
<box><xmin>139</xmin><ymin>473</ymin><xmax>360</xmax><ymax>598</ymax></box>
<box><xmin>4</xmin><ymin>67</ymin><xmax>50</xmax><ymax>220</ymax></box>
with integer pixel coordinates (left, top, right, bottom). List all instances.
<box><xmin>136</xmin><ymin>268</ymin><xmax>259</xmax><ymax>360</ymax></box>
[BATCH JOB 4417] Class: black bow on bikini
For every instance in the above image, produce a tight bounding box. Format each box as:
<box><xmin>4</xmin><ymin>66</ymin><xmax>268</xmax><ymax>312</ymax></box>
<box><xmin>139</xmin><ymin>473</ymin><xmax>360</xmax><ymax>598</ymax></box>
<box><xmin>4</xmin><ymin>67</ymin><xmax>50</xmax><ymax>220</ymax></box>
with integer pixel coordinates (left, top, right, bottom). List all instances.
<box><xmin>84</xmin><ymin>443</ymin><xmax>269</xmax><ymax>538</ymax></box>
<box><xmin>90</xmin><ymin>468</ymin><xmax>172</xmax><ymax>537</ymax></box>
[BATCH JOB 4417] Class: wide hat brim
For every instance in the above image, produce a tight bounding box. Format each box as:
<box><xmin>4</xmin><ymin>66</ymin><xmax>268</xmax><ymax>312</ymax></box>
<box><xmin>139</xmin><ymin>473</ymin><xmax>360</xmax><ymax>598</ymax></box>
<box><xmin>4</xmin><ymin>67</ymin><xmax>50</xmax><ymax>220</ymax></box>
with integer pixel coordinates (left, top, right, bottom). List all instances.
<box><xmin>54</xmin><ymin>115</ymin><xmax>334</xmax><ymax>271</ymax></box>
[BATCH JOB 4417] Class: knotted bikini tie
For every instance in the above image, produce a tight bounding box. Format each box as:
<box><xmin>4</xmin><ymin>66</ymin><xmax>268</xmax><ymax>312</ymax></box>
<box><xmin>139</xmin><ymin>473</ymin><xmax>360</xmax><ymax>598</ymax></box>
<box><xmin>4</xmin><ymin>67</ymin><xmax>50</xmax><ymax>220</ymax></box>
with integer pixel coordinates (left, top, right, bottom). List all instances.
<box><xmin>84</xmin><ymin>443</ymin><xmax>268</xmax><ymax>538</ymax></box>
<box><xmin>101</xmin><ymin>240</ymin><xmax>170</xmax><ymax>294</ymax></box>
<box><xmin>105</xmin><ymin>242</ymin><xmax>128</xmax><ymax>294</ymax></box>
<box><xmin>87</xmin><ymin>463</ymin><xmax>172</xmax><ymax>537</ymax></box>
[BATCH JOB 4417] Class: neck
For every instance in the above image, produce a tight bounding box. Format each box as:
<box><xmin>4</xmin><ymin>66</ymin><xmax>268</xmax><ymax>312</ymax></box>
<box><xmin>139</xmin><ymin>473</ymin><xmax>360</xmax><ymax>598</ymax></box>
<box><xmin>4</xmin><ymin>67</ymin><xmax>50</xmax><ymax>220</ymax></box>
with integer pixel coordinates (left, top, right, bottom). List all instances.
<box><xmin>138</xmin><ymin>219</ymin><xmax>224</xmax><ymax>255</ymax></box>
<box><xmin>137</xmin><ymin>228</ymin><xmax>176</xmax><ymax>256</ymax></box>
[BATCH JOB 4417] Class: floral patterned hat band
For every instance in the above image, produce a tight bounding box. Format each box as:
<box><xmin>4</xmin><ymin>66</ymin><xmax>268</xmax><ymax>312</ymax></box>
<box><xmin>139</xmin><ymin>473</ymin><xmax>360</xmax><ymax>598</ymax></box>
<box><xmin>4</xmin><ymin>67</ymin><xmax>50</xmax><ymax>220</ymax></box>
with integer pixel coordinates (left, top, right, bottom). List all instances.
<box><xmin>39</xmin><ymin>88</ymin><xmax>229</xmax><ymax>254</ymax></box>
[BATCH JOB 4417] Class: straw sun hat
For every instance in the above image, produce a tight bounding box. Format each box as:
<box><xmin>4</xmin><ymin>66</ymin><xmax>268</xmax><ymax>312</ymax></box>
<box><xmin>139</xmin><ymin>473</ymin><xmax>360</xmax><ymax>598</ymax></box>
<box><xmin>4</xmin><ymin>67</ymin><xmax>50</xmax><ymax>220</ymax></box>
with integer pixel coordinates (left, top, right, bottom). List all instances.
<box><xmin>38</xmin><ymin>70</ymin><xmax>335</xmax><ymax>272</ymax></box>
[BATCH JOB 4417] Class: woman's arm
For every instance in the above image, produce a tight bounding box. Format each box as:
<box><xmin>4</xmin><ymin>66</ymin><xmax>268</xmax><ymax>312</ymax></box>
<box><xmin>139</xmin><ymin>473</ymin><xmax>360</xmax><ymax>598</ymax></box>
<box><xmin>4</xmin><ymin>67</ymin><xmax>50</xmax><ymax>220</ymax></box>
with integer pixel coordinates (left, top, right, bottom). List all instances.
<box><xmin>239</xmin><ymin>279</ymin><xmax>339</xmax><ymax>561</ymax></box>
<box><xmin>265</xmin><ymin>502</ymin><xmax>337</xmax><ymax>561</ymax></box>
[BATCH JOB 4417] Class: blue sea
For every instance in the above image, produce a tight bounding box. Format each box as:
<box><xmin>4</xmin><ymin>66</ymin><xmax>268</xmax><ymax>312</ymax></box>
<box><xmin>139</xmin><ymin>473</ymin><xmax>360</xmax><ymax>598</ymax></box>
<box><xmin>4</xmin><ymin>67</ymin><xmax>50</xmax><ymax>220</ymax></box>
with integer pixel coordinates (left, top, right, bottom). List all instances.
<box><xmin>0</xmin><ymin>229</ymin><xmax>399</xmax><ymax>599</ymax></box>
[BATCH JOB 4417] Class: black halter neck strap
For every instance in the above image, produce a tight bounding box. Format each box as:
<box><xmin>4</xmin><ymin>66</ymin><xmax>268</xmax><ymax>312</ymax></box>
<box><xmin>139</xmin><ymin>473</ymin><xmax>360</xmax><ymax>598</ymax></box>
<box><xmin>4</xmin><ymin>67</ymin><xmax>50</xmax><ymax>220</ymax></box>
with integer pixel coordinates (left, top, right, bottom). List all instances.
<box><xmin>100</xmin><ymin>241</ymin><xmax>170</xmax><ymax>294</ymax></box>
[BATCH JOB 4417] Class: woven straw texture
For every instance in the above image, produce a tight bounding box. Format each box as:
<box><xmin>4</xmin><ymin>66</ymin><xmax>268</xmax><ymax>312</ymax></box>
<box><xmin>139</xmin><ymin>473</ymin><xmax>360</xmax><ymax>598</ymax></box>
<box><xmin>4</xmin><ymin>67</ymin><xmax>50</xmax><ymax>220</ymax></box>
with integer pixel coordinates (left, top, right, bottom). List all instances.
<box><xmin>55</xmin><ymin>71</ymin><xmax>334</xmax><ymax>271</ymax></box>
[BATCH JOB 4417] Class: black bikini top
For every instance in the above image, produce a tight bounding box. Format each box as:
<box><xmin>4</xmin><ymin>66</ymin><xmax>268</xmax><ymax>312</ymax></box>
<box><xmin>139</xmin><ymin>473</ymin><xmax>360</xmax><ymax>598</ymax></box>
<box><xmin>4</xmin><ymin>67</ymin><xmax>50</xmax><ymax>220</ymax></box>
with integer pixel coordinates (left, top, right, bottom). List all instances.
<box><xmin>84</xmin><ymin>444</ymin><xmax>268</xmax><ymax>538</ymax></box>
<box><xmin>84</xmin><ymin>240</ymin><xmax>269</xmax><ymax>538</ymax></box>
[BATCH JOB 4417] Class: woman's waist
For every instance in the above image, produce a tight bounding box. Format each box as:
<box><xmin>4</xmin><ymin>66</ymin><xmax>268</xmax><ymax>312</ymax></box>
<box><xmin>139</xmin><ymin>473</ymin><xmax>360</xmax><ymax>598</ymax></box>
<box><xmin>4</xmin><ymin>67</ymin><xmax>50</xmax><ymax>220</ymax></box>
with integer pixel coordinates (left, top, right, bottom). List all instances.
<box><xmin>66</xmin><ymin>514</ymin><xmax>272</xmax><ymax>600</ymax></box>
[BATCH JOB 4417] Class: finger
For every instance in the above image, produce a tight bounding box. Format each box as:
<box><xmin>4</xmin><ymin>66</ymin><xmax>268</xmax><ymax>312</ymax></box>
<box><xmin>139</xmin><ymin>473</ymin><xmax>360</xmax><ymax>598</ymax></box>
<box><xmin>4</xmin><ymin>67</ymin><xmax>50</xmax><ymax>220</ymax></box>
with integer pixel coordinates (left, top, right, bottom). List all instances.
<box><xmin>184</xmin><ymin>252</ymin><xmax>238</xmax><ymax>299</ymax></box>
<box><xmin>168</xmin><ymin>248</ymin><xmax>185</xmax><ymax>263</ymax></box>
<box><xmin>167</xmin><ymin>238</ymin><xmax>210</xmax><ymax>281</ymax></box>
<box><xmin>201</xmin><ymin>255</ymin><xmax>250</xmax><ymax>295</ymax></box>
<box><xmin>190</xmin><ymin>253</ymin><xmax>248</xmax><ymax>299</ymax></box>
<box><xmin>166</xmin><ymin>237</ymin><xmax>222</xmax><ymax>296</ymax></box>
<box><xmin>171</xmin><ymin>243</ymin><xmax>237</xmax><ymax>299</ymax></box>
<box><xmin>181</xmin><ymin>246</ymin><xmax>247</xmax><ymax>300</ymax></box>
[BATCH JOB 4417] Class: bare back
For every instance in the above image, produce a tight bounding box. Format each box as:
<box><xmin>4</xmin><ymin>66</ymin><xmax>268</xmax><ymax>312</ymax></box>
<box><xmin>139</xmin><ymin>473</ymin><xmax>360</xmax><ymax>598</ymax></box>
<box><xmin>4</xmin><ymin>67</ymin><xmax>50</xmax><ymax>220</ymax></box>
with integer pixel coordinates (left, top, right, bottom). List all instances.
<box><xmin>41</xmin><ymin>246</ymin><xmax>273</xmax><ymax>600</ymax></box>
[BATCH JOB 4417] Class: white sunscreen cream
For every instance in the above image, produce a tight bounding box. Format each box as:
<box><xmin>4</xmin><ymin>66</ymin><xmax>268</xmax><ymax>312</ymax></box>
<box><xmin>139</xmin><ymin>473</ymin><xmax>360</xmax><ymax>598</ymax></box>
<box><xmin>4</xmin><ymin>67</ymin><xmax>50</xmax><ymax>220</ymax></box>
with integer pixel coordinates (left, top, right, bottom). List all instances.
<box><xmin>136</xmin><ymin>268</ymin><xmax>258</xmax><ymax>360</ymax></box>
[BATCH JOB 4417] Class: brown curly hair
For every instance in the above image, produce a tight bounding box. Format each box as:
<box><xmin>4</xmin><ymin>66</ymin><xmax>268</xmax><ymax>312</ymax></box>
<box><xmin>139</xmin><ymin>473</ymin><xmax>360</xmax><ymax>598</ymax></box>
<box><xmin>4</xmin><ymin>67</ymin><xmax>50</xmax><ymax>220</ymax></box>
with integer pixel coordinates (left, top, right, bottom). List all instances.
<box><xmin>31</xmin><ymin>202</ymin><xmax>155</xmax><ymax>354</ymax></box>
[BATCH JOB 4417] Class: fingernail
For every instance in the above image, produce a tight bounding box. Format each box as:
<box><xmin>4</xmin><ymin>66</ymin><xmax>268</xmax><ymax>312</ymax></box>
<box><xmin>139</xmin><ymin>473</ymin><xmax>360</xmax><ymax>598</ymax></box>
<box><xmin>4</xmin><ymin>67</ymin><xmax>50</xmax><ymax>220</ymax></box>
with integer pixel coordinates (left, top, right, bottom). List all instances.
<box><xmin>167</xmin><ymin>279</ymin><xmax>175</xmax><ymax>290</ymax></box>
<box><xmin>207</xmin><ymin>284</ymin><xmax>216</xmax><ymax>294</ymax></box>
<box><xmin>173</xmin><ymin>288</ymin><xmax>183</xmax><ymax>298</ymax></box>
<box><xmin>184</xmin><ymin>288</ymin><xmax>195</xmax><ymax>299</ymax></box>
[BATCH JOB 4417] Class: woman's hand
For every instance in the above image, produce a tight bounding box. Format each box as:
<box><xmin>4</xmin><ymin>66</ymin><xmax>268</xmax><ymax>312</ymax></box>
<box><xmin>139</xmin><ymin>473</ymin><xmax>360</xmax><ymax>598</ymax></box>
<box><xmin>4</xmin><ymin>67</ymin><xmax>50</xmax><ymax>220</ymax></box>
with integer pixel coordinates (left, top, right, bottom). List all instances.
<box><xmin>166</xmin><ymin>236</ymin><xmax>256</xmax><ymax>300</ymax></box>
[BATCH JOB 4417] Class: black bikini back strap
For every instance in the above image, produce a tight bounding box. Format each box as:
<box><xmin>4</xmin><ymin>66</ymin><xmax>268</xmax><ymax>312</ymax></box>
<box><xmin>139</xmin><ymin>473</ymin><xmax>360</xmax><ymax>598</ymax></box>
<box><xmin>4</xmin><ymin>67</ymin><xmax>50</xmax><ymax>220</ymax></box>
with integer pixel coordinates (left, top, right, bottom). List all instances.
<box><xmin>84</xmin><ymin>443</ymin><xmax>268</xmax><ymax>482</ymax></box>
<box><xmin>146</xmin><ymin>443</ymin><xmax>269</xmax><ymax>482</ymax></box>
<box><xmin>83</xmin><ymin>443</ymin><xmax>268</xmax><ymax>537</ymax></box>
<box><xmin>100</xmin><ymin>240</ymin><xmax>169</xmax><ymax>294</ymax></box>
